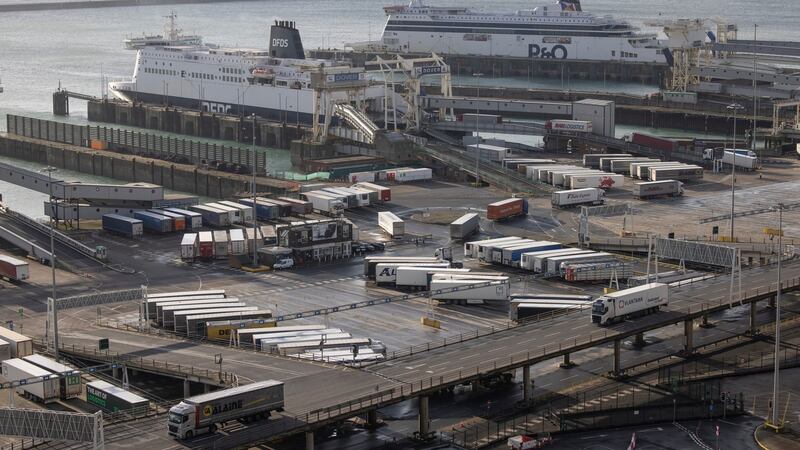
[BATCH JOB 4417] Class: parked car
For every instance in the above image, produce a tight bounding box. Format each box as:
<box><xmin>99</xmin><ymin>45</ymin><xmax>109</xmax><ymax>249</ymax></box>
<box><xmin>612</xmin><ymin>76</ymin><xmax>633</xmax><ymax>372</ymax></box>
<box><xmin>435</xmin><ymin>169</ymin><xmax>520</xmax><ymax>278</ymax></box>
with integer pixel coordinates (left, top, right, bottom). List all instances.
<box><xmin>273</xmin><ymin>258</ymin><xmax>295</xmax><ymax>270</ymax></box>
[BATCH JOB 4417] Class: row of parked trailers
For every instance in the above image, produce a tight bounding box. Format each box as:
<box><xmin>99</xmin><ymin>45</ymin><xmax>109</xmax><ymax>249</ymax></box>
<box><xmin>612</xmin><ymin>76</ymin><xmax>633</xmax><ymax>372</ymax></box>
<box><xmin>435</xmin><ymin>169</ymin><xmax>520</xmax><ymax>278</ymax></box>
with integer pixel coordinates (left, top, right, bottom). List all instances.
<box><xmin>348</xmin><ymin>167</ymin><xmax>432</xmax><ymax>184</ymax></box>
<box><xmin>300</xmin><ymin>183</ymin><xmax>392</xmax><ymax>215</ymax></box>
<box><xmin>582</xmin><ymin>153</ymin><xmax>704</xmax><ymax>182</ymax></box>
<box><xmin>464</xmin><ymin>237</ymin><xmax>628</xmax><ymax>280</ymax></box>
<box><xmin>146</xmin><ymin>289</ymin><xmax>273</xmax><ymax>337</ymax></box>
<box><xmin>0</xmin><ymin>325</ymin><xmax>33</xmax><ymax>361</ymax></box>
<box><xmin>523</xmin><ymin>164</ymin><xmax>624</xmax><ymax>190</ymax></box>
<box><xmin>180</xmin><ymin>227</ymin><xmax>271</xmax><ymax>260</ymax></box>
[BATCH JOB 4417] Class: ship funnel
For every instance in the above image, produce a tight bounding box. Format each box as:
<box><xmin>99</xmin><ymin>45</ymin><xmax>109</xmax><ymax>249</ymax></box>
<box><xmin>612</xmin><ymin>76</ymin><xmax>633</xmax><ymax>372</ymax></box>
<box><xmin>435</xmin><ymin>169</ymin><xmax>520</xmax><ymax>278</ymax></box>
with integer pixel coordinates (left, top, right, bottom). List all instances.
<box><xmin>269</xmin><ymin>20</ymin><xmax>305</xmax><ymax>59</ymax></box>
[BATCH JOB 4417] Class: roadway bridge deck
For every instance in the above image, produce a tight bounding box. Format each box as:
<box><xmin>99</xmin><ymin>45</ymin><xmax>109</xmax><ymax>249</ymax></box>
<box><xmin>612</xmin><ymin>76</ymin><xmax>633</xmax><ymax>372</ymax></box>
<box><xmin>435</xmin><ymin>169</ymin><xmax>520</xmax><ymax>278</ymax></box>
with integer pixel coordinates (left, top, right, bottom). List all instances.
<box><xmin>429</xmin><ymin>120</ymin><xmax>546</xmax><ymax>136</ymax></box>
<box><xmin>421</xmin><ymin>95</ymin><xmax>572</xmax><ymax>118</ymax></box>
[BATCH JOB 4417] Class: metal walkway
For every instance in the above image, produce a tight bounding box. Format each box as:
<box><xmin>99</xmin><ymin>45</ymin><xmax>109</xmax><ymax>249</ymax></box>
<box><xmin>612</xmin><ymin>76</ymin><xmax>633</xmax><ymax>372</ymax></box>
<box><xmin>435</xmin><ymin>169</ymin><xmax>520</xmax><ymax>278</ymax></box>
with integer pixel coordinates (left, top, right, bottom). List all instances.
<box><xmin>429</xmin><ymin>119</ymin><xmax>546</xmax><ymax>136</ymax></box>
<box><xmin>421</xmin><ymin>95</ymin><xmax>572</xmax><ymax>117</ymax></box>
<box><xmin>713</xmin><ymin>39</ymin><xmax>800</xmax><ymax>58</ymax></box>
<box><xmin>332</xmin><ymin>103</ymin><xmax>380</xmax><ymax>144</ymax></box>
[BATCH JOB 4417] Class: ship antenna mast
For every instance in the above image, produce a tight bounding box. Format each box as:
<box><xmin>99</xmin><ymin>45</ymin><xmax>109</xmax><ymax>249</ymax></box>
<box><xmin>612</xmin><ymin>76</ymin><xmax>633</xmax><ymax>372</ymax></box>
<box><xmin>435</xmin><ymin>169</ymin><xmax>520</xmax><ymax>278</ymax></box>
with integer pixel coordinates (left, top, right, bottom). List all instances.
<box><xmin>164</xmin><ymin>11</ymin><xmax>181</xmax><ymax>41</ymax></box>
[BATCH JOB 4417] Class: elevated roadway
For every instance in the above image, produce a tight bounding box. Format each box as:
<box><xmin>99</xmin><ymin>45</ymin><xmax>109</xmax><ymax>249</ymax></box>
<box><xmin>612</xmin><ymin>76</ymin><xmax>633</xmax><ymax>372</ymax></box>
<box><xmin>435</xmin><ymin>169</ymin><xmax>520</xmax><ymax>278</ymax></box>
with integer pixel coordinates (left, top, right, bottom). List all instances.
<box><xmin>429</xmin><ymin>119</ymin><xmax>546</xmax><ymax>136</ymax></box>
<box><xmin>421</xmin><ymin>95</ymin><xmax>572</xmax><ymax>118</ymax></box>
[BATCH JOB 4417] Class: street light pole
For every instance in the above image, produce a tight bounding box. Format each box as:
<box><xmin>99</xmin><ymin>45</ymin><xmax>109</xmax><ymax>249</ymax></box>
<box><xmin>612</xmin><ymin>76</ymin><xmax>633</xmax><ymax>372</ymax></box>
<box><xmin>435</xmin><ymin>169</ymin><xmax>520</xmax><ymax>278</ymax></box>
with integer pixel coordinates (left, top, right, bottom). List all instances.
<box><xmin>727</xmin><ymin>103</ymin><xmax>743</xmax><ymax>241</ymax></box>
<box><xmin>770</xmin><ymin>203</ymin><xmax>783</xmax><ymax>428</ymax></box>
<box><xmin>473</xmin><ymin>73</ymin><xmax>484</xmax><ymax>187</ymax></box>
<box><xmin>250</xmin><ymin>114</ymin><xmax>259</xmax><ymax>268</ymax></box>
<box><xmin>43</xmin><ymin>167</ymin><xmax>59</xmax><ymax>360</ymax></box>
<box><xmin>752</xmin><ymin>24</ymin><xmax>758</xmax><ymax>158</ymax></box>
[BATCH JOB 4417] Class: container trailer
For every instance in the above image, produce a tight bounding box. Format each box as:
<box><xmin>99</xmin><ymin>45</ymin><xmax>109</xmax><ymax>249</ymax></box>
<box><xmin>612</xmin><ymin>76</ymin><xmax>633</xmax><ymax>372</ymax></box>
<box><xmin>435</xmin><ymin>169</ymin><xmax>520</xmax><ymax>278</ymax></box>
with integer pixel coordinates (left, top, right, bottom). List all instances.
<box><xmin>592</xmin><ymin>283</ymin><xmax>669</xmax><ymax>325</ymax></box>
<box><xmin>649</xmin><ymin>165</ymin><xmax>703</xmax><ymax>182</ymax></box>
<box><xmin>394</xmin><ymin>267</ymin><xmax>471</xmax><ymax>290</ymax></box>
<box><xmin>378</xmin><ymin>211</ymin><xmax>405</xmax><ymax>237</ymax></box>
<box><xmin>277</xmin><ymin>197</ymin><xmax>313</xmax><ymax>215</ymax></box>
<box><xmin>173</xmin><ymin>307</ymin><xmax>258</xmax><ymax>334</ymax></box>
<box><xmin>218</xmin><ymin>201</ymin><xmax>254</xmax><ymax>223</ymax></box>
<box><xmin>582</xmin><ymin>154</ymin><xmax>631</xmax><ymax>169</ymax></box>
<box><xmin>1</xmin><ymin>358</ymin><xmax>60</xmax><ymax>403</ymax></box>
<box><xmin>430</xmin><ymin>278</ymin><xmax>510</xmax><ymax>305</ymax></box>
<box><xmin>205</xmin><ymin>203</ymin><xmax>241</xmax><ymax>225</ymax></box>
<box><xmin>184</xmin><ymin>310</ymin><xmax>273</xmax><ymax>338</ymax></box>
<box><xmin>721</xmin><ymin>151</ymin><xmax>759</xmax><ymax>170</ymax></box>
<box><xmin>197</xmin><ymin>231</ymin><xmax>215</xmax><ymax>259</ymax></box>
<box><xmin>228</xmin><ymin>229</ymin><xmax>246</xmax><ymax>255</ymax></box>
<box><xmin>133</xmin><ymin>211</ymin><xmax>173</xmax><ymax>233</ymax></box>
<box><xmin>545</xmin><ymin>119</ymin><xmax>593</xmax><ymax>133</ymax></box>
<box><xmin>363</xmin><ymin>256</ymin><xmax>442</xmax><ymax>279</ymax></box>
<box><xmin>551</xmin><ymin>188</ymin><xmax>605</xmax><ymax>208</ymax></box>
<box><xmin>102</xmin><ymin>214</ymin><xmax>143</xmax><ymax>238</ymax></box>
<box><xmin>633</xmin><ymin>180</ymin><xmax>684</xmax><ymax>199</ymax></box>
<box><xmin>526</xmin><ymin>249</ymin><xmax>596</xmax><ymax>273</ymax></box>
<box><xmin>464</xmin><ymin>236</ymin><xmax>521</xmax><ymax>258</ymax></box>
<box><xmin>22</xmin><ymin>354</ymin><xmax>82</xmax><ymax>400</ymax></box>
<box><xmin>180</xmin><ymin>233</ymin><xmax>198</xmax><ymax>260</ymax></box>
<box><xmin>148</xmin><ymin>209</ymin><xmax>186</xmax><ymax>231</ymax></box>
<box><xmin>0</xmin><ymin>254</ymin><xmax>29</xmax><ymax>282</ymax></box>
<box><xmin>87</xmin><ymin>380</ymin><xmax>149</xmax><ymax>415</ymax></box>
<box><xmin>301</xmin><ymin>192</ymin><xmax>345</xmax><ymax>215</ymax></box>
<box><xmin>374</xmin><ymin>262</ymin><xmax>450</xmax><ymax>285</ymax></box>
<box><xmin>213</xmin><ymin>230</ymin><xmax>229</xmax><ymax>259</ymax></box>
<box><xmin>352</xmin><ymin>182</ymin><xmax>391</xmax><ymax>202</ymax></box>
<box><xmin>0</xmin><ymin>326</ymin><xmax>33</xmax><ymax>357</ymax></box>
<box><xmin>449</xmin><ymin>213</ymin><xmax>480</xmax><ymax>240</ymax></box>
<box><xmin>163</xmin><ymin>208</ymin><xmax>203</xmax><ymax>230</ymax></box>
<box><xmin>569</xmin><ymin>173</ymin><xmax>624</xmax><ymax>190</ymax></box>
<box><xmin>189</xmin><ymin>205</ymin><xmax>230</xmax><ymax>227</ymax></box>
<box><xmin>545</xmin><ymin>252</ymin><xmax>613</xmax><ymax>275</ymax></box>
<box><xmin>562</xmin><ymin>261</ymin><xmax>633</xmax><ymax>282</ymax></box>
<box><xmin>487</xmin><ymin>198</ymin><xmax>528</xmax><ymax>221</ymax></box>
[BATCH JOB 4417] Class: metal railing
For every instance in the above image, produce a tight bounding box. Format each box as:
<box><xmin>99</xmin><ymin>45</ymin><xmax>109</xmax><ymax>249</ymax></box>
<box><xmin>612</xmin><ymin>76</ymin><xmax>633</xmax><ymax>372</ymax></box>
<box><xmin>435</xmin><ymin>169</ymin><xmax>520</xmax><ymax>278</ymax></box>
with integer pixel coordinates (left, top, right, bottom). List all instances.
<box><xmin>2</xmin><ymin>208</ymin><xmax>104</xmax><ymax>261</ymax></box>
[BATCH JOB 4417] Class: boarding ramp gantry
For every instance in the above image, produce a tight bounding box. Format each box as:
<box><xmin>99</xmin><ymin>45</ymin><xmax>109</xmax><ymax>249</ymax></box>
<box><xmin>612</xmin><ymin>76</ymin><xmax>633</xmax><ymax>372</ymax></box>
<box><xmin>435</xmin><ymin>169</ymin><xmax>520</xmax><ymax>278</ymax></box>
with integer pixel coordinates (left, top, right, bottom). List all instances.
<box><xmin>332</xmin><ymin>103</ymin><xmax>381</xmax><ymax>144</ymax></box>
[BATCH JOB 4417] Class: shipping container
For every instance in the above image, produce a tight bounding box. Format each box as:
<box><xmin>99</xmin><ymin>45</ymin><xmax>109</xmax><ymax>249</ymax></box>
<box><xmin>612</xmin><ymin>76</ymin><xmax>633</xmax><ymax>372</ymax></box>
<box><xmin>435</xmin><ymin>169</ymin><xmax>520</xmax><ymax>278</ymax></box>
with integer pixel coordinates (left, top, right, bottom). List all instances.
<box><xmin>197</xmin><ymin>231</ymin><xmax>215</xmax><ymax>259</ymax></box>
<box><xmin>633</xmin><ymin>180</ymin><xmax>684</xmax><ymax>199</ymax></box>
<box><xmin>378</xmin><ymin>211</ymin><xmax>404</xmax><ymax>237</ymax></box>
<box><xmin>363</xmin><ymin>256</ymin><xmax>442</xmax><ymax>279</ymax></box>
<box><xmin>205</xmin><ymin>203</ymin><xmax>242</xmax><ymax>225</ymax></box>
<box><xmin>277</xmin><ymin>197</ymin><xmax>313</xmax><ymax>215</ymax></box>
<box><xmin>375</xmin><ymin>262</ymin><xmax>451</xmax><ymax>285</ymax></box>
<box><xmin>148</xmin><ymin>209</ymin><xmax>186</xmax><ymax>231</ymax></box>
<box><xmin>228</xmin><ymin>229</ymin><xmax>246</xmax><ymax>255</ymax></box>
<box><xmin>168</xmin><ymin>381</ymin><xmax>283</xmax><ymax>439</ymax></box>
<box><xmin>545</xmin><ymin>119</ymin><xmax>593</xmax><ymax>133</ymax></box>
<box><xmin>184</xmin><ymin>310</ymin><xmax>273</xmax><ymax>338</ymax></box>
<box><xmin>450</xmin><ymin>213</ymin><xmax>480</xmax><ymax>240</ymax></box>
<box><xmin>164</xmin><ymin>208</ymin><xmax>203</xmax><ymax>230</ymax></box>
<box><xmin>133</xmin><ymin>211</ymin><xmax>173</xmax><ymax>233</ymax></box>
<box><xmin>180</xmin><ymin>233</ymin><xmax>198</xmax><ymax>260</ymax></box>
<box><xmin>349</xmin><ymin>171</ymin><xmax>376</xmax><ymax>183</ymax></box>
<box><xmin>0</xmin><ymin>253</ymin><xmax>28</xmax><ymax>282</ymax></box>
<box><xmin>1</xmin><ymin>358</ymin><xmax>59</xmax><ymax>403</ymax></box>
<box><xmin>551</xmin><ymin>188</ymin><xmax>605</xmax><ymax>208</ymax></box>
<box><xmin>102</xmin><ymin>214</ymin><xmax>144</xmax><ymax>238</ymax></box>
<box><xmin>464</xmin><ymin>236</ymin><xmax>521</xmax><ymax>258</ymax></box>
<box><xmin>592</xmin><ymin>283</ymin><xmax>669</xmax><ymax>325</ymax></box>
<box><xmin>582</xmin><ymin>154</ymin><xmax>631</xmax><ymax>169</ymax></box>
<box><xmin>352</xmin><ymin>182</ymin><xmax>391</xmax><ymax>202</ymax></box>
<box><xmin>649</xmin><ymin>165</ymin><xmax>703</xmax><ymax>182</ymax></box>
<box><xmin>0</xmin><ymin>326</ymin><xmax>33</xmax><ymax>357</ymax></box>
<box><xmin>218</xmin><ymin>201</ymin><xmax>254</xmax><ymax>223</ymax></box>
<box><xmin>86</xmin><ymin>380</ymin><xmax>149</xmax><ymax>415</ymax></box>
<box><xmin>189</xmin><ymin>205</ymin><xmax>231</xmax><ymax>227</ymax></box>
<box><xmin>569</xmin><ymin>173</ymin><xmax>624</xmax><ymax>190</ymax></box>
<box><xmin>487</xmin><ymin>198</ymin><xmax>528</xmax><ymax>221</ymax></box>
<box><xmin>213</xmin><ymin>230</ymin><xmax>229</xmax><ymax>259</ymax></box>
<box><xmin>173</xmin><ymin>307</ymin><xmax>259</xmax><ymax>334</ymax></box>
<box><xmin>23</xmin><ymin>354</ymin><xmax>82</xmax><ymax>400</ymax></box>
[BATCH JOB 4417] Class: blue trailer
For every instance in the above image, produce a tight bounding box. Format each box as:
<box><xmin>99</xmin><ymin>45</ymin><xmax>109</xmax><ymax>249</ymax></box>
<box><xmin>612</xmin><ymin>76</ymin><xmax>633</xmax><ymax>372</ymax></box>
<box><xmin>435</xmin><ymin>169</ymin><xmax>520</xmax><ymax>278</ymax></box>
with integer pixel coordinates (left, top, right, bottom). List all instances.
<box><xmin>133</xmin><ymin>211</ymin><xmax>173</xmax><ymax>234</ymax></box>
<box><xmin>239</xmin><ymin>198</ymin><xmax>277</xmax><ymax>220</ymax></box>
<box><xmin>102</xmin><ymin>214</ymin><xmax>143</xmax><ymax>238</ymax></box>
<box><xmin>163</xmin><ymin>208</ymin><xmax>203</xmax><ymax>230</ymax></box>
<box><xmin>501</xmin><ymin>241</ymin><xmax>563</xmax><ymax>267</ymax></box>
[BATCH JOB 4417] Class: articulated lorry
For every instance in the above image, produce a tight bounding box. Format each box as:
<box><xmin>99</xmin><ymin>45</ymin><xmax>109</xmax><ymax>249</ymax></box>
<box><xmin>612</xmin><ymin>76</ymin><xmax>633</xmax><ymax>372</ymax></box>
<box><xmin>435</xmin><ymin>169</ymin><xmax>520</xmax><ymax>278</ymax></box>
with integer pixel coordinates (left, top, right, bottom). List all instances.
<box><xmin>591</xmin><ymin>283</ymin><xmax>669</xmax><ymax>326</ymax></box>
<box><xmin>168</xmin><ymin>380</ymin><xmax>284</xmax><ymax>439</ymax></box>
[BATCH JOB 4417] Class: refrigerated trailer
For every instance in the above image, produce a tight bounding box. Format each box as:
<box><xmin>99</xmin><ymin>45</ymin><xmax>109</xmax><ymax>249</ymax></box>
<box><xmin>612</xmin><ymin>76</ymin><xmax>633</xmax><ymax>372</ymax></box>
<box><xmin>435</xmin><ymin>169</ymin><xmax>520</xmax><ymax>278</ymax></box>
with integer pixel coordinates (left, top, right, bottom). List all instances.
<box><xmin>148</xmin><ymin>209</ymin><xmax>186</xmax><ymax>232</ymax></box>
<box><xmin>545</xmin><ymin>252</ymin><xmax>613</xmax><ymax>275</ymax></box>
<box><xmin>198</xmin><ymin>232</ymin><xmax>215</xmax><ymax>259</ymax></box>
<box><xmin>164</xmin><ymin>208</ymin><xmax>203</xmax><ymax>230</ymax></box>
<box><xmin>149</xmin><ymin>296</ymin><xmax>230</xmax><ymax>321</ymax></box>
<box><xmin>205</xmin><ymin>203</ymin><xmax>242</xmax><ymax>225</ymax></box>
<box><xmin>634</xmin><ymin>162</ymin><xmax>686</xmax><ymax>180</ymax></box>
<box><xmin>213</xmin><ymin>230</ymin><xmax>229</xmax><ymax>259</ymax></box>
<box><xmin>1</xmin><ymin>358</ymin><xmax>59</xmax><ymax>403</ymax></box>
<box><xmin>479</xmin><ymin>238</ymin><xmax>533</xmax><ymax>262</ymax></box>
<box><xmin>378</xmin><ymin>211</ymin><xmax>405</xmax><ymax>237</ymax></box>
<box><xmin>87</xmin><ymin>380</ymin><xmax>149</xmax><ymax>415</ymax></box>
<box><xmin>352</xmin><ymin>182</ymin><xmax>391</xmax><ymax>202</ymax></box>
<box><xmin>218</xmin><ymin>201</ymin><xmax>254</xmax><ymax>223</ymax></box>
<box><xmin>497</xmin><ymin>241</ymin><xmax>562</xmax><ymax>267</ymax></box>
<box><xmin>509</xmin><ymin>300</ymin><xmax>592</xmax><ymax>321</ymax></box>
<box><xmin>450</xmin><ymin>213</ymin><xmax>480</xmax><ymax>240</ymax></box>
<box><xmin>160</xmin><ymin>302</ymin><xmax>246</xmax><ymax>328</ymax></box>
<box><xmin>184</xmin><ymin>310</ymin><xmax>273</xmax><ymax>338</ymax></box>
<box><xmin>464</xmin><ymin>236</ymin><xmax>521</xmax><ymax>258</ymax></box>
<box><xmin>172</xmin><ymin>307</ymin><xmax>259</xmax><ymax>334</ymax></box>
<box><xmin>430</xmin><ymin>278</ymin><xmax>510</xmax><ymax>305</ymax></box>
<box><xmin>649</xmin><ymin>165</ymin><xmax>703</xmax><ymax>182</ymax></box>
<box><xmin>592</xmin><ymin>283</ymin><xmax>669</xmax><ymax>325</ymax></box>
<box><xmin>583</xmin><ymin>154</ymin><xmax>631</xmax><ymax>168</ymax></box>
<box><xmin>569</xmin><ymin>174</ymin><xmax>624</xmax><ymax>190</ymax></box>
<box><xmin>189</xmin><ymin>205</ymin><xmax>231</xmax><ymax>227</ymax></box>
<box><xmin>633</xmin><ymin>180</ymin><xmax>684</xmax><ymax>199</ymax></box>
<box><xmin>525</xmin><ymin>249</ymin><xmax>596</xmax><ymax>273</ymax></box>
<box><xmin>23</xmin><ymin>354</ymin><xmax>82</xmax><ymax>400</ymax></box>
<box><xmin>228</xmin><ymin>229</ymin><xmax>246</xmax><ymax>256</ymax></box>
<box><xmin>302</xmin><ymin>192</ymin><xmax>345</xmax><ymax>215</ymax></box>
<box><xmin>375</xmin><ymin>262</ymin><xmax>451</xmax><ymax>285</ymax></box>
<box><xmin>277</xmin><ymin>197</ymin><xmax>313</xmax><ymax>215</ymax></box>
<box><xmin>394</xmin><ymin>267</ymin><xmax>471</xmax><ymax>290</ymax></box>
<box><xmin>180</xmin><ymin>233</ymin><xmax>197</xmax><ymax>260</ymax></box>
<box><xmin>551</xmin><ymin>188</ymin><xmax>605</xmax><ymax>208</ymax></box>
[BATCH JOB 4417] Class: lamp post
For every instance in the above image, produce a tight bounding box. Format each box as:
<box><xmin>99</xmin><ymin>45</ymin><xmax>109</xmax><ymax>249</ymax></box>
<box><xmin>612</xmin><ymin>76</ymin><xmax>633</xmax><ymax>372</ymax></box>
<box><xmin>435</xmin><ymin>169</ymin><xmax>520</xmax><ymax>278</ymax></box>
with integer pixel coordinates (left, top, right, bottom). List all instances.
<box><xmin>41</xmin><ymin>167</ymin><xmax>58</xmax><ymax>360</ymax></box>
<box><xmin>727</xmin><ymin>103</ymin><xmax>743</xmax><ymax>241</ymax></box>
<box><xmin>250</xmin><ymin>113</ymin><xmax>259</xmax><ymax>267</ymax></box>
<box><xmin>473</xmin><ymin>72</ymin><xmax>484</xmax><ymax>187</ymax></box>
<box><xmin>769</xmin><ymin>203</ymin><xmax>783</xmax><ymax>428</ymax></box>
<box><xmin>752</xmin><ymin>24</ymin><xmax>759</xmax><ymax>159</ymax></box>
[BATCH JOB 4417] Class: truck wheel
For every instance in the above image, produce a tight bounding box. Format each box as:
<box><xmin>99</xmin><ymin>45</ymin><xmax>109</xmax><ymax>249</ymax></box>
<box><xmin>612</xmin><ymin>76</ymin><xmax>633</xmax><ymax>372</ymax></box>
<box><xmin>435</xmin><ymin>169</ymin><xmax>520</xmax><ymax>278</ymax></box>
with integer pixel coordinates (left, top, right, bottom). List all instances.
<box><xmin>209</xmin><ymin>424</ymin><xmax>217</xmax><ymax>434</ymax></box>
<box><xmin>185</xmin><ymin>431</ymin><xmax>194</xmax><ymax>439</ymax></box>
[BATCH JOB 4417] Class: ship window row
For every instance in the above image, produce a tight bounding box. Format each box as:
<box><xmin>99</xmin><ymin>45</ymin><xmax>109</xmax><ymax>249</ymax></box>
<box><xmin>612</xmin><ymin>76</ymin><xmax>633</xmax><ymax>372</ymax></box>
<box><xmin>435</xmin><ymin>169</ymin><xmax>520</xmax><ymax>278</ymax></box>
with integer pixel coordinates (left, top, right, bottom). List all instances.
<box><xmin>221</xmin><ymin>67</ymin><xmax>244</xmax><ymax>74</ymax></box>
<box><xmin>222</xmin><ymin>76</ymin><xmax>243</xmax><ymax>83</ymax></box>
<box><xmin>620</xmin><ymin>51</ymin><xmax>639</xmax><ymax>58</ymax></box>
<box><xmin>143</xmin><ymin>67</ymin><xmax>177</xmax><ymax>76</ymax></box>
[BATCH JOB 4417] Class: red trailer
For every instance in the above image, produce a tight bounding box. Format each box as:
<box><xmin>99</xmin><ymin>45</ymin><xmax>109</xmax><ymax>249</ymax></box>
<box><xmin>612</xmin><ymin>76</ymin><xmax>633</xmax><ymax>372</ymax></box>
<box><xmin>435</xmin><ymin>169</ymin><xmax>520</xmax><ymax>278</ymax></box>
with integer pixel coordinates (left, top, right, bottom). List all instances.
<box><xmin>353</xmin><ymin>182</ymin><xmax>391</xmax><ymax>202</ymax></box>
<box><xmin>487</xmin><ymin>198</ymin><xmax>529</xmax><ymax>221</ymax></box>
<box><xmin>198</xmin><ymin>231</ymin><xmax>215</xmax><ymax>260</ymax></box>
<box><xmin>630</xmin><ymin>133</ymin><xmax>677</xmax><ymax>152</ymax></box>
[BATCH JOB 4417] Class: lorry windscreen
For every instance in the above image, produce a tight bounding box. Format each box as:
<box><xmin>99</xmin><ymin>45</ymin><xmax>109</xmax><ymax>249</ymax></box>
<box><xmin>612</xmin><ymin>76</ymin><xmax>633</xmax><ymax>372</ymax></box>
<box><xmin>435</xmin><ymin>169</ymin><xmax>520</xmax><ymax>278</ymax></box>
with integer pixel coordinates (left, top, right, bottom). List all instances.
<box><xmin>169</xmin><ymin>413</ymin><xmax>187</xmax><ymax>424</ymax></box>
<box><xmin>591</xmin><ymin>301</ymin><xmax>606</xmax><ymax>315</ymax></box>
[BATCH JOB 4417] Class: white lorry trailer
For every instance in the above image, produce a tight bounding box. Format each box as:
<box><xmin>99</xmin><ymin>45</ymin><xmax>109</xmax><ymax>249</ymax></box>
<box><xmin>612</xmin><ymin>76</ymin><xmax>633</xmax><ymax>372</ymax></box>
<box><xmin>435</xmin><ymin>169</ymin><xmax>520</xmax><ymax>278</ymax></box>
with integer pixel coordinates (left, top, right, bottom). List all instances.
<box><xmin>23</xmin><ymin>354</ymin><xmax>82</xmax><ymax>400</ymax></box>
<box><xmin>591</xmin><ymin>283</ymin><xmax>669</xmax><ymax>325</ymax></box>
<box><xmin>168</xmin><ymin>380</ymin><xmax>284</xmax><ymax>439</ymax></box>
<box><xmin>374</xmin><ymin>262</ymin><xmax>451</xmax><ymax>285</ymax></box>
<box><xmin>1</xmin><ymin>358</ymin><xmax>59</xmax><ymax>403</ymax></box>
<box><xmin>430</xmin><ymin>276</ymin><xmax>510</xmax><ymax>305</ymax></box>
<box><xmin>551</xmin><ymin>188</ymin><xmax>605</xmax><ymax>208</ymax></box>
<box><xmin>633</xmin><ymin>180</ymin><xmax>684</xmax><ymax>199</ymax></box>
<box><xmin>394</xmin><ymin>267</ymin><xmax>471</xmax><ymax>290</ymax></box>
<box><xmin>378</xmin><ymin>211</ymin><xmax>404</xmax><ymax>237</ymax></box>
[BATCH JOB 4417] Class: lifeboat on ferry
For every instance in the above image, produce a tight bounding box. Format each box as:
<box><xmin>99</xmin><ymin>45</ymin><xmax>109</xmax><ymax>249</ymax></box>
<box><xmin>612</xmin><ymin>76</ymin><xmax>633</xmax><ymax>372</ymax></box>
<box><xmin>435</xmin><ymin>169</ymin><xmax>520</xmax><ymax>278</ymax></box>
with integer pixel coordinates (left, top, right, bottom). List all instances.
<box><xmin>251</xmin><ymin>67</ymin><xmax>275</xmax><ymax>79</ymax></box>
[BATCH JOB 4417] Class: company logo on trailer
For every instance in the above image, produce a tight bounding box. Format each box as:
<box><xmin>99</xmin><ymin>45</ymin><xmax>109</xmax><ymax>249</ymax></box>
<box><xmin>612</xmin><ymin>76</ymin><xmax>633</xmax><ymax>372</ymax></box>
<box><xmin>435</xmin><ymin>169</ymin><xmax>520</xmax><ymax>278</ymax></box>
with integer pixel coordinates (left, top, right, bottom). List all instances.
<box><xmin>599</xmin><ymin>177</ymin><xmax>616</xmax><ymax>189</ymax></box>
<box><xmin>203</xmin><ymin>400</ymin><xmax>243</xmax><ymax>417</ymax></box>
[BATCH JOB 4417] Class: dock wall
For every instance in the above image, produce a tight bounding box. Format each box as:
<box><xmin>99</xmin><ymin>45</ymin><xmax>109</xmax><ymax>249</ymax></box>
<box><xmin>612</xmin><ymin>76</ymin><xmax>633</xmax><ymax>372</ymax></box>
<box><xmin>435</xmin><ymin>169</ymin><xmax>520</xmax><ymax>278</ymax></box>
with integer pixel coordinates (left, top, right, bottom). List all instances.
<box><xmin>0</xmin><ymin>135</ymin><xmax>297</xmax><ymax>199</ymax></box>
